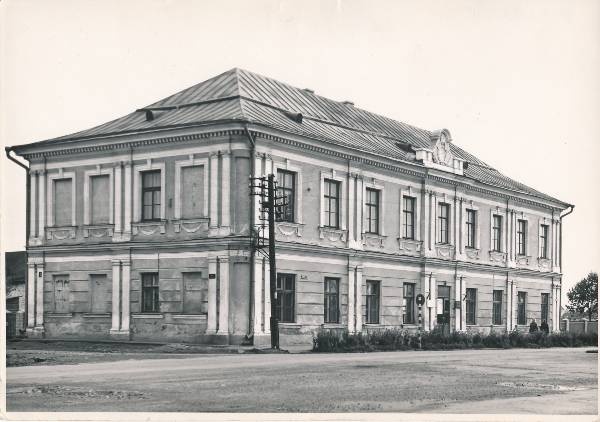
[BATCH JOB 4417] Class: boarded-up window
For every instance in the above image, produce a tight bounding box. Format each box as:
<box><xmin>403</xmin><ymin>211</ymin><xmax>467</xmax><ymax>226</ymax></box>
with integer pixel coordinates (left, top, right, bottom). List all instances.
<box><xmin>54</xmin><ymin>179</ymin><xmax>73</xmax><ymax>227</ymax></box>
<box><xmin>90</xmin><ymin>274</ymin><xmax>110</xmax><ymax>313</ymax></box>
<box><xmin>182</xmin><ymin>272</ymin><xmax>207</xmax><ymax>314</ymax></box>
<box><xmin>54</xmin><ymin>275</ymin><xmax>70</xmax><ymax>313</ymax></box>
<box><xmin>181</xmin><ymin>166</ymin><xmax>204</xmax><ymax>218</ymax></box>
<box><xmin>91</xmin><ymin>175</ymin><xmax>110</xmax><ymax>224</ymax></box>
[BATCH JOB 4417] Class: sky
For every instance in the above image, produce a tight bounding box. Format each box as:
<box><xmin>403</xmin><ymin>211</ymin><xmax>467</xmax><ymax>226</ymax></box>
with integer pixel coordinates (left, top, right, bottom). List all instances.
<box><xmin>1</xmin><ymin>0</ymin><xmax>599</xmax><ymax>303</ymax></box>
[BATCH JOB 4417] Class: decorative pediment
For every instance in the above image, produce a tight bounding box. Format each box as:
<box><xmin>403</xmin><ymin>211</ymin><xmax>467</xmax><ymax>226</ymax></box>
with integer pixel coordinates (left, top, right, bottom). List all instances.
<box><xmin>414</xmin><ymin>128</ymin><xmax>465</xmax><ymax>175</ymax></box>
<box><xmin>431</xmin><ymin>129</ymin><xmax>454</xmax><ymax>167</ymax></box>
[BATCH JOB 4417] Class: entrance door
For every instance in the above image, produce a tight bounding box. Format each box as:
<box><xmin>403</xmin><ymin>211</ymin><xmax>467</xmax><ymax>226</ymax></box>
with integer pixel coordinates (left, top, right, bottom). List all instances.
<box><xmin>437</xmin><ymin>286</ymin><xmax>451</xmax><ymax>334</ymax></box>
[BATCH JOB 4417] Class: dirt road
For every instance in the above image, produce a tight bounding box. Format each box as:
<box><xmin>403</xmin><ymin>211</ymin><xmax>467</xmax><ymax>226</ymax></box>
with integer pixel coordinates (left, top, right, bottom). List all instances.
<box><xmin>6</xmin><ymin>347</ymin><xmax>598</xmax><ymax>414</ymax></box>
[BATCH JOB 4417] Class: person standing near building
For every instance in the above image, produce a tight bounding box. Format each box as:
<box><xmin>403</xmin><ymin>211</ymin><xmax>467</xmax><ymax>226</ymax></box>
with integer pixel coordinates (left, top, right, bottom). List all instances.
<box><xmin>540</xmin><ymin>320</ymin><xmax>549</xmax><ymax>334</ymax></box>
<box><xmin>529</xmin><ymin>319</ymin><xmax>539</xmax><ymax>333</ymax></box>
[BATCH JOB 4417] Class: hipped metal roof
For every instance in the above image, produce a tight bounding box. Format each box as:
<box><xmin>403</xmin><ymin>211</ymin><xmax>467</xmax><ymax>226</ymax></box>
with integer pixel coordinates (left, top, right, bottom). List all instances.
<box><xmin>14</xmin><ymin>68</ymin><xmax>568</xmax><ymax>207</ymax></box>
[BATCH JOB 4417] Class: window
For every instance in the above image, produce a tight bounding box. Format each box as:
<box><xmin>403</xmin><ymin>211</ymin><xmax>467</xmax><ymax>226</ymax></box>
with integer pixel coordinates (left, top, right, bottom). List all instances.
<box><xmin>141</xmin><ymin>273</ymin><xmax>160</xmax><ymax>313</ymax></box>
<box><xmin>365</xmin><ymin>280</ymin><xmax>380</xmax><ymax>324</ymax></box>
<box><xmin>466</xmin><ymin>209</ymin><xmax>476</xmax><ymax>248</ymax></box>
<box><xmin>517</xmin><ymin>291</ymin><xmax>527</xmax><ymax>325</ymax></box>
<box><xmin>466</xmin><ymin>288</ymin><xmax>477</xmax><ymax>325</ymax></box>
<box><xmin>365</xmin><ymin>188</ymin><xmax>380</xmax><ymax>234</ymax></box>
<box><xmin>53</xmin><ymin>275</ymin><xmax>70</xmax><ymax>313</ymax></box>
<box><xmin>6</xmin><ymin>297</ymin><xmax>19</xmax><ymax>312</ymax></box>
<box><xmin>90</xmin><ymin>175</ymin><xmax>110</xmax><ymax>224</ymax></box>
<box><xmin>323</xmin><ymin>277</ymin><xmax>339</xmax><ymax>323</ymax></box>
<box><xmin>276</xmin><ymin>273</ymin><xmax>295</xmax><ymax>322</ymax></box>
<box><xmin>517</xmin><ymin>219</ymin><xmax>527</xmax><ymax>256</ymax></box>
<box><xmin>323</xmin><ymin>179</ymin><xmax>340</xmax><ymax>228</ymax></box>
<box><xmin>492</xmin><ymin>215</ymin><xmax>502</xmax><ymax>252</ymax></box>
<box><xmin>493</xmin><ymin>290</ymin><xmax>503</xmax><ymax>325</ymax></box>
<box><xmin>402</xmin><ymin>197</ymin><xmax>416</xmax><ymax>240</ymax></box>
<box><xmin>142</xmin><ymin>171</ymin><xmax>161</xmax><ymax>221</ymax></box>
<box><xmin>276</xmin><ymin>170</ymin><xmax>296</xmax><ymax>222</ymax></box>
<box><xmin>540</xmin><ymin>224</ymin><xmax>549</xmax><ymax>259</ymax></box>
<box><xmin>90</xmin><ymin>274</ymin><xmax>110</xmax><ymax>313</ymax></box>
<box><xmin>541</xmin><ymin>293</ymin><xmax>549</xmax><ymax>323</ymax></box>
<box><xmin>183</xmin><ymin>272</ymin><xmax>207</xmax><ymax>314</ymax></box>
<box><xmin>403</xmin><ymin>283</ymin><xmax>415</xmax><ymax>324</ymax></box>
<box><xmin>54</xmin><ymin>179</ymin><xmax>73</xmax><ymax>227</ymax></box>
<box><xmin>181</xmin><ymin>166</ymin><xmax>205</xmax><ymax>218</ymax></box>
<box><xmin>437</xmin><ymin>203</ymin><xmax>450</xmax><ymax>244</ymax></box>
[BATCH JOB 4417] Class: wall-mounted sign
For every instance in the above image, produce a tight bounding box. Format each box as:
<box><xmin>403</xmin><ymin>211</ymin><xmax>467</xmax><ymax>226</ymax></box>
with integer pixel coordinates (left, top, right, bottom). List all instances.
<box><xmin>416</xmin><ymin>294</ymin><xmax>425</xmax><ymax>306</ymax></box>
<box><xmin>208</xmin><ymin>274</ymin><xmax>216</xmax><ymax>279</ymax></box>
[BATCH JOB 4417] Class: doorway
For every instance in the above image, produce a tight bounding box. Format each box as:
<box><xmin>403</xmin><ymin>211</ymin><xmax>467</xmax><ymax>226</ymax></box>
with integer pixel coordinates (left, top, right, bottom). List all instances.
<box><xmin>437</xmin><ymin>285</ymin><xmax>451</xmax><ymax>335</ymax></box>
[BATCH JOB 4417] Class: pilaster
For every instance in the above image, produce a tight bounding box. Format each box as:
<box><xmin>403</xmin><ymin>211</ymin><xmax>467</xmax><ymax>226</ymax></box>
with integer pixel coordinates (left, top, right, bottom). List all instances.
<box><xmin>220</xmin><ymin>151</ymin><xmax>231</xmax><ymax>235</ymax></box>
<box><xmin>253</xmin><ymin>257</ymin><xmax>264</xmax><ymax>335</ymax></box>
<box><xmin>217</xmin><ymin>256</ymin><xmax>230</xmax><ymax>335</ymax></box>
<box><xmin>27</xmin><ymin>262</ymin><xmax>36</xmax><ymax>328</ymax></box>
<box><xmin>29</xmin><ymin>171</ymin><xmax>37</xmax><ymax>243</ymax></box>
<box><xmin>113</xmin><ymin>164</ymin><xmax>122</xmax><ymax>238</ymax></box>
<box><xmin>355</xmin><ymin>266</ymin><xmax>363</xmax><ymax>332</ymax></box>
<box><xmin>209</xmin><ymin>153</ymin><xmax>219</xmax><ymax>235</ymax></box>
<box><xmin>347</xmin><ymin>265</ymin><xmax>356</xmax><ymax>333</ymax></box>
<box><xmin>123</xmin><ymin>161</ymin><xmax>132</xmax><ymax>240</ymax></box>
<box><xmin>110</xmin><ymin>260</ymin><xmax>121</xmax><ymax>332</ymax></box>
<box><xmin>206</xmin><ymin>256</ymin><xmax>218</xmax><ymax>334</ymax></box>
<box><xmin>38</xmin><ymin>170</ymin><xmax>46</xmax><ymax>241</ymax></box>
<box><xmin>120</xmin><ymin>260</ymin><xmax>131</xmax><ymax>333</ymax></box>
<box><xmin>34</xmin><ymin>264</ymin><xmax>44</xmax><ymax>330</ymax></box>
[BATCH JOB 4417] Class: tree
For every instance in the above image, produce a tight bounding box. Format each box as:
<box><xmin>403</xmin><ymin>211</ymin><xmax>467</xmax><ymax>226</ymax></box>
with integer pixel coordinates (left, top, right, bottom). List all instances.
<box><xmin>567</xmin><ymin>272</ymin><xmax>598</xmax><ymax>321</ymax></box>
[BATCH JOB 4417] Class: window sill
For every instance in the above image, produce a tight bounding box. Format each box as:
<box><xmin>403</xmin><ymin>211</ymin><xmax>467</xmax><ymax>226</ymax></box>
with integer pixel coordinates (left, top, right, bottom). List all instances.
<box><xmin>46</xmin><ymin>313</ymin><xmax>72</xmax><ymax>318</ymax></box>
<box><xmin>278</xmin><ymin>322</ymin><xmax>301</xmax><ymax>328</ymax></box>
<box><xmin>83</xmin><ymin>225</ymin><xmax>114</xmax><ymax>238</ymax></box>
<box><xmin>132</xmin><ymin>221</ymin><xmax>166</xmax><ymax>235</ymax></box>
<box><xmin>398</xmin><ymin>238</ymin><xmax>422</xmax><ymax>254</ymax></box>
<box><xmin>321</xmin><ymin>323</ymin><xmax>343</xmax><ymax>328</ymax></box>
<box><xmin>362</xmin><ymin>233</ymin><xmax>386</xmax><ymax>248</ymax></box>
<box><xmin>275</xmin><ymin>222</ymin><xmax>304</xmax><ymax>238</ymax></box>
<box><xmin>173</xmin><ymin>218</ymin><xmax>210</xmax><ymax>234</ymax></box>
<box><xmin>132</xmin><ymin>313</ymin><xmax>164</xmax><ymax>319</ymax></box>
<box><xmin>172</xmin><ymin>314</ymin><xmax>207</xmax><ymax>320</ymax></box>
<box><xmin>489</xmin><ymin>250</ymin><xmax>507</xmax><ymax>263</ymax></box>
<box><xmin>465</xmin><ymin>247</ymin><xmax>481</xmax><ymax>260</ymax></box>
<box><xmin>318</xmin><ymin>226</ymin><xmax>347</xmax><ymax>242</ymax></box>
<box><xmin>82</xmin><ymin>313</ymin><xmax>111</xmax><ymax>318</ymax></box>
<box><xmin>46</xmin><ymin>226</ymin><xmax>77</xmax><ymax>240</ymax></box>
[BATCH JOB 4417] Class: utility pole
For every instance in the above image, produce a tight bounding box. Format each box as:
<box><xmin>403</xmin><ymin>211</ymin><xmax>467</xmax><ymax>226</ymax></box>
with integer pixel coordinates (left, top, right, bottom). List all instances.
<box><xmin>249</xmin><ymin>173</ymin><xmax>285</xmax><ymax>349</ymax></box>
<box><xmin>266</xmin><ymin>174</ymin><xmax>279</xmax><ymax>349</ymax></box>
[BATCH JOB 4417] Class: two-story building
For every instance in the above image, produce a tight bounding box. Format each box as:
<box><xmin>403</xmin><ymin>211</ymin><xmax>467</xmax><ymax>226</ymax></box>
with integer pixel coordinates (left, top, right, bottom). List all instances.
<box><xmin>7</xmin><ymin>68</ymin><xmax>573</xmax><ymax>346</ymax></box>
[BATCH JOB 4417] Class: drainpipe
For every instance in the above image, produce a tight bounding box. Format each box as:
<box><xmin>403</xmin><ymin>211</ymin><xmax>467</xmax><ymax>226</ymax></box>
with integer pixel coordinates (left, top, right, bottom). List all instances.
<box><xmin>558</xmin><ymin>204</ymin><xmax>574</xmax><ymax>320</ymax></box>
<box><xmin>244</xmin><ymin>125</ymin><xmax>256</xmax><ymax>336</ymax></box>
<box><xmin>5</xmin><ymin>147</ymin><xmax>30</xmax><ymax>333</ymax></box>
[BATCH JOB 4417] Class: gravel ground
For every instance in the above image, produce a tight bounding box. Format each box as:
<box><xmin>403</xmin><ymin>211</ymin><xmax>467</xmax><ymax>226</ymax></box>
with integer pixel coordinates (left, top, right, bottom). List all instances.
<box><xmin>6</xmin><ymin>347</ymin><xmax>597</xmax><ymax>414</ymax></box>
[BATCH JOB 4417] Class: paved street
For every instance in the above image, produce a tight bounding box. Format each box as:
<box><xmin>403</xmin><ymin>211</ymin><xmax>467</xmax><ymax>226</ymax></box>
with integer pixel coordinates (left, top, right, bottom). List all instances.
<box><xmin>6</xmin><ymin>347</ymin><xmax>598</xmax><ymax>414</ymax></box>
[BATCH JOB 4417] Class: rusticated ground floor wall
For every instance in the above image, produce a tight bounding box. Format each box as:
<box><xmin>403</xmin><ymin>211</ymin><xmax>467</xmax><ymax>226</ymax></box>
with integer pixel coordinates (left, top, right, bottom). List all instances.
<box><xmin>26</xmin><ymin>245</ymin><xmax>562</xmax><ymax>347</ymax></box>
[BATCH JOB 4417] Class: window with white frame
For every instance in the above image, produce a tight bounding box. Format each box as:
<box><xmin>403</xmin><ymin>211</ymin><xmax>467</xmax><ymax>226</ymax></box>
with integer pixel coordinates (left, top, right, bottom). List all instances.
<box><xmin>141</xmin><ymin>170</ymin><xmax>162</xmax><ymax>222</ymax></box>
<box><xmin>437</xmin><ymin>203</ymin><xmax>450</xmax><ymax>244</ymax></box>
<box><xmin>517</xmin><ymin>219</ymin><xmax>527</xmax><ymax>256</ymax></box>
<box><xmin>174</xmin><ymin>157</ymin><xmax>209</xmax><ymax>221</ymax></box>
<box><xmin>133</xmin><ymin>161</ymin><xmax>166</xmax><ymax>223</ymax></box>
<box><xmin>48</xmin><ymin>171</ymin><xmax>77</xmax><ymax>228</ymax></box>
<box><xmin>539</xmin><ymin>224</ymin><xmax>549</xmax><ymax>259</ymax></box>
<box><xmin>492</xmin><ymin>215</ymin><xmax>503</xmax><ymax>252</ymax></box>
<box><xmin>365</xmin><ymin>188</ymin><xmax>380</xmax><ymax>234</ymax></box>
<box><xmin>276</xmin><ymin>169</ymin><xmax>296</xmax><ymax>223</ymax></box>
<box><xmin>466</xmin><ymin>209</ymin><xmax>477</xmax><ymax>248</ymax></box>
<box><xmin>90</xmin><ymin>175</ymin><xmax>110</xmax><ymax>225</ymax></box>
<box><xmin>323</xmin><ymin>179</ymin><xmax>341</xmax><ymax>229</ymax></box>
<box><xmin>402</xmin><ymin>197</ymin><xmax>416</xmax><ymax>240</ymax></box>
